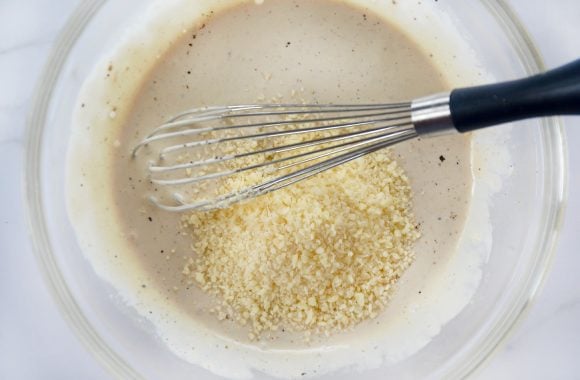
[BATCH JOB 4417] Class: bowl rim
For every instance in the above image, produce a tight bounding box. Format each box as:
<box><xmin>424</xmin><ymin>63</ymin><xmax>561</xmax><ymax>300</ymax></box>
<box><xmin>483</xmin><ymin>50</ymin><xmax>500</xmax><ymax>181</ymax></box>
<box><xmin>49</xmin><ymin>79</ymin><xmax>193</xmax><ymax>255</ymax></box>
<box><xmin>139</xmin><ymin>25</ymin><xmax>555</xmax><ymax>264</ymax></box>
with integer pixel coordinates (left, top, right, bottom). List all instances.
<box><xmin>24</xmin><ymin>0</ymin><xmax>568</xmax><ymax>378</ymax></box>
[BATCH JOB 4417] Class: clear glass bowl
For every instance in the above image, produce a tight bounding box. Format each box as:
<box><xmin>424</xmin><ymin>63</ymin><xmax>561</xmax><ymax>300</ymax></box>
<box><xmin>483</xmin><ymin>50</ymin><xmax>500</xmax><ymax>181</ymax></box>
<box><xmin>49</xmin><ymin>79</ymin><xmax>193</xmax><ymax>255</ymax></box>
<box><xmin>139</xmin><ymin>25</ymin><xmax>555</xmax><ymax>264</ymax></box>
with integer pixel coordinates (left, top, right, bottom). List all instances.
<box><xmin>25</xmin><ymin>0</ymin><xmax>567</xmax><ymax>378</ymax></box>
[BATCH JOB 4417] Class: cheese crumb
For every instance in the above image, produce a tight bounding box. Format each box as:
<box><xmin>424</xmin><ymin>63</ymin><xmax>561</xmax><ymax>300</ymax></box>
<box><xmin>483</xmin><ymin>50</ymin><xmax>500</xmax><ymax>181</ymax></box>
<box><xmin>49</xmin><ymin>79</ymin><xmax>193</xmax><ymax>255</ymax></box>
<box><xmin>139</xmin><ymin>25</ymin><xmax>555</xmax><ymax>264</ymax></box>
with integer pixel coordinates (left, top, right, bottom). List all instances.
<box><xmin>183</xmin><ymin>147</ymin><xmax>419</xmax><ymax>336</ymax></box>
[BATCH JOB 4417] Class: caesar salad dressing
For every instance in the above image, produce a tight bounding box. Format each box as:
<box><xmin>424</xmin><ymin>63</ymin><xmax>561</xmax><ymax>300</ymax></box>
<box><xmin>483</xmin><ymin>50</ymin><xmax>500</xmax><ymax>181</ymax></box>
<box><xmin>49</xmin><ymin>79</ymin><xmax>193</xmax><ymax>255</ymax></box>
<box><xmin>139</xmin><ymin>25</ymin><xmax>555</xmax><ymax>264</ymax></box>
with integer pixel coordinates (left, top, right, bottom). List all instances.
<box><xmin>67</xmin><ymin>0</ymin><xmax>501</xmax><ymax>377</ymax></box>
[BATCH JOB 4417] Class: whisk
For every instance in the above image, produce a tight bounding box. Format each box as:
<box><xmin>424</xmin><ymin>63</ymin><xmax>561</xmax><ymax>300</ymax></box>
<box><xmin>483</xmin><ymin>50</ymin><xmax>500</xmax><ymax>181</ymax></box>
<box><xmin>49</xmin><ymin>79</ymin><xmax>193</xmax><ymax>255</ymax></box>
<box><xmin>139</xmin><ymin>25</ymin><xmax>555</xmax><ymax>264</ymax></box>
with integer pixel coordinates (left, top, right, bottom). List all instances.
<box><xmin>133</xmin><ymin>59</ymin><xmax>580</xmax><ymax>212</ymax></box>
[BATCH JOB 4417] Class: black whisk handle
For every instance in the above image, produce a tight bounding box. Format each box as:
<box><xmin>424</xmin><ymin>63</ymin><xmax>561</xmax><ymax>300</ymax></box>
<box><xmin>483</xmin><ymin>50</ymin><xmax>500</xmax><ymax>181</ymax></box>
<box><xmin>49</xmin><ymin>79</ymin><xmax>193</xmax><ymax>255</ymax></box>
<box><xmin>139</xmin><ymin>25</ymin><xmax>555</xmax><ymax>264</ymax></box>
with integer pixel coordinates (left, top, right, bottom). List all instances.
<box><xmin>450</xmin><ymin>59</ymin><xmax>580</xmax><ymax>132</ymax></box>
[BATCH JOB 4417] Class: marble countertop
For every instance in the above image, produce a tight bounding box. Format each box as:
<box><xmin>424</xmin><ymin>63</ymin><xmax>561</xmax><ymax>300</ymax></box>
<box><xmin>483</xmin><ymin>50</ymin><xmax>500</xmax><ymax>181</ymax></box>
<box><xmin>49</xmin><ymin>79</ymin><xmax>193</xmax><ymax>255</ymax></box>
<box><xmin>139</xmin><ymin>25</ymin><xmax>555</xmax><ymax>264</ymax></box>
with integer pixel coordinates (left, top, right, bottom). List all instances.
<box><xmin>1</xmin><ymin>0</ymin><xmax>579</xmax><ymax>378</ymax></box>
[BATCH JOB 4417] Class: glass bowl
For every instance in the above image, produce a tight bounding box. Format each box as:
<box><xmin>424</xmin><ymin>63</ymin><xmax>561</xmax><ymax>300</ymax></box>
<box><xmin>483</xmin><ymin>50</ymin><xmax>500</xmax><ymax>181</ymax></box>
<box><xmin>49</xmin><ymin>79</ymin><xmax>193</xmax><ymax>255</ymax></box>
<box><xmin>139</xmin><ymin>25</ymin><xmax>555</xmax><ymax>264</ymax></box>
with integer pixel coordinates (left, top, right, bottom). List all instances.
<box><xmin>25</xmin><ymin>0</ymin><xmax>567</xmax><ymax>378</ymax></box>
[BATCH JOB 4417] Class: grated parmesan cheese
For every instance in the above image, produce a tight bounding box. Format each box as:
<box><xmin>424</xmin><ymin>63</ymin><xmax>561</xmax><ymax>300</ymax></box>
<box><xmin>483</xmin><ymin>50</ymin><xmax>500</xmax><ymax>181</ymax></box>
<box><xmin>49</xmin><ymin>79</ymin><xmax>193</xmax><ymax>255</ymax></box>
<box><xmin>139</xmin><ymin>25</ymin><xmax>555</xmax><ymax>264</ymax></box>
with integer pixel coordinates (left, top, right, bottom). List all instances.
<box><xmin>182</xmin><ymin>147</ymin><xmax>419</xmax><ymax>338</ymax></box>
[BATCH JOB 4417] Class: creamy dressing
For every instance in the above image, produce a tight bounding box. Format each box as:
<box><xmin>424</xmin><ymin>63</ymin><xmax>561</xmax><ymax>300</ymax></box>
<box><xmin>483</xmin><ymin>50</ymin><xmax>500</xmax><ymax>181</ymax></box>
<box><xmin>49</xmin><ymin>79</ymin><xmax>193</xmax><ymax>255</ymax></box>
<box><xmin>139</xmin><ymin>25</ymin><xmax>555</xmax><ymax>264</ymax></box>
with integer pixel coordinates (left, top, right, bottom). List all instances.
<box><xmin>67</xmin><ymin>0</ymin><xmax>506</xmax><ymax>378</ymax></box>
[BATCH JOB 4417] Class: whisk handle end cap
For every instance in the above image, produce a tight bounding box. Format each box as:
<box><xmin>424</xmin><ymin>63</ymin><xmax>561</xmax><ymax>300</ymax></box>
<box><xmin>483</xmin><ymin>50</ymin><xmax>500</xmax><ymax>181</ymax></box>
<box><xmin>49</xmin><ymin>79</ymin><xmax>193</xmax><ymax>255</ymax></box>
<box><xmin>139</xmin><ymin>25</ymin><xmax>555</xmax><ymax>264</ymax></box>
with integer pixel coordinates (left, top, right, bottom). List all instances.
<box><xmin>450</xmin><ymin>58</ymin><xmax>580</xmax><ymax>132</ymax></box>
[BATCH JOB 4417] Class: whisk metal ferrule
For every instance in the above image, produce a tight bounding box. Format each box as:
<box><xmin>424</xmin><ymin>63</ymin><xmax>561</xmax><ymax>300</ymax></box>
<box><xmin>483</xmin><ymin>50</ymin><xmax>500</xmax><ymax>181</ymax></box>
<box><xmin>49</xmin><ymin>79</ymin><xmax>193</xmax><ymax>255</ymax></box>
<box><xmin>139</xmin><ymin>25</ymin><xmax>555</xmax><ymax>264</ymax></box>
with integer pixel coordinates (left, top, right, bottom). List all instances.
<box><xmin>410</xmin><ymin>92</ymin><xmax>456</xmax><ymax>137</ymax></box>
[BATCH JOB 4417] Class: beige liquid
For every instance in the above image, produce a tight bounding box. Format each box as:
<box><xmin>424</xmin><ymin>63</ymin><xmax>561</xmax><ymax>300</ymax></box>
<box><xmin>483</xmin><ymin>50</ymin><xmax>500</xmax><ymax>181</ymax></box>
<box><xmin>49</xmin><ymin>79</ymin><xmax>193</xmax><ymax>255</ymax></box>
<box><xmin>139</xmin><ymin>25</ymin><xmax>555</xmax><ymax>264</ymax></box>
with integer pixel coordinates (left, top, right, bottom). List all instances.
<box><xmin>66</xmin><ymin>0</ymin><xmax>498</xmax><ymax>375</ymax></box>
<box><xmin>105</xmin><ymin>0</ymin><xmax>472</xmax><ymax>346</ymax></box>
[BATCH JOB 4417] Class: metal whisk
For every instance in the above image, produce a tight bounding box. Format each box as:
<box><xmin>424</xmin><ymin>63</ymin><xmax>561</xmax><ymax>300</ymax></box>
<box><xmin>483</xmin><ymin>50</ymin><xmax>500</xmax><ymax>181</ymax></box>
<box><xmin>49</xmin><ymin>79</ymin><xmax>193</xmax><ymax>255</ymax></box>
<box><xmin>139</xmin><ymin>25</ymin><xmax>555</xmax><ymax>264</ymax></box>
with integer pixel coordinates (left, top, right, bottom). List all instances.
<box><xmin>133</xmin><ymin>59</ymin><xmax>580</xmax><ymax>212</ymax></box>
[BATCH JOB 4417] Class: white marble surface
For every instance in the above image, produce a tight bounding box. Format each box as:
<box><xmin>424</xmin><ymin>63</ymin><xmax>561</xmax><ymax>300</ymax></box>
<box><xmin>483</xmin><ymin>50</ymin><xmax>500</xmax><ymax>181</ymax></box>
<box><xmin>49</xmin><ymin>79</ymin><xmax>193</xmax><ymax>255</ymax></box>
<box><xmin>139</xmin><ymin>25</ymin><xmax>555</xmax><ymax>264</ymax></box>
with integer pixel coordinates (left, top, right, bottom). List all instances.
<box><xmin>0</xmin><ymin>0</ymin><xmax>579</xmax><ymax>379</ymax></box>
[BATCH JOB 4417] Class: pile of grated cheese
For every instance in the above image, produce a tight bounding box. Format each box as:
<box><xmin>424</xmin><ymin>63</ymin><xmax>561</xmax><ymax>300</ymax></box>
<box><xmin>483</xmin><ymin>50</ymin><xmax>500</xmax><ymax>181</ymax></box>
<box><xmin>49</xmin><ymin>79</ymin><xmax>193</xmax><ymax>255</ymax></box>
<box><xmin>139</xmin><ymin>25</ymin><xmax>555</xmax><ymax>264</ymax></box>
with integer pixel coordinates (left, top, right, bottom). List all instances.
<box><xmin>182</xmin><ymin>148</ymin><xmax>419</xmax><ymax>338</ymax></box>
